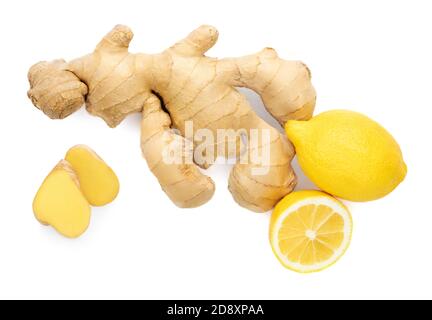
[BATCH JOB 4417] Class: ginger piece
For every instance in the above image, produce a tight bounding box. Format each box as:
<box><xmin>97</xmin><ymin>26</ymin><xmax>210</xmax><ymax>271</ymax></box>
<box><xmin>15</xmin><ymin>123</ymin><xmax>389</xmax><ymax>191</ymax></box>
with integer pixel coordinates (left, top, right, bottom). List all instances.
<box><xmin>33</xmin><ymin>160</ymin><xmax>91</xmax><ymax>238</ymax></box>
<box><xmin>27</xmin><ymin>60</ymin><xmax>88</xmax><ymax>119</ymax></box>
<box><xmin>65</xmin><ymin>145</ymin><xmax>119</xmax><ymax>206</ymax></box>
<box><xmin>27</xmin><ymin>25</ymin><xmax>316</xmax><ymax>212</ymax></box>
<box><xmin>141</xmin><ymin>96</ymin><xmax>215</xmax><ymax>208</ymax></box>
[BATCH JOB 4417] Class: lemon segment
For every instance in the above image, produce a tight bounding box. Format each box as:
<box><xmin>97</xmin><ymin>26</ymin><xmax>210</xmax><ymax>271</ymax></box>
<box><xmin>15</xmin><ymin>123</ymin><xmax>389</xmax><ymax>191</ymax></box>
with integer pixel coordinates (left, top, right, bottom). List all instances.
<box><xmin>270</xmin><ymin>190</ymin><xmax>352</xmax><ymax>273</ymax></box>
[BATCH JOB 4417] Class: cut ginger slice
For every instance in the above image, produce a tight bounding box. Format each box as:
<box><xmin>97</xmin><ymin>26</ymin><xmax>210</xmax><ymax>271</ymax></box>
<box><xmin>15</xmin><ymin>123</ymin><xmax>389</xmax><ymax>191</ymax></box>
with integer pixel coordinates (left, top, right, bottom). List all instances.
<box><xmin>65</xmin><ymin>145</ymin><xmax>119</xmax><ymax>206</ymax></box>
<box><xmin>270</xmin><ymin>190</ymin><xmax>352</xmax><ymax>273</ymax></box>
<box><xmin>33</xmin><ymin>160</ymin><xmax>91</xmax><ymax>238</ymax></box>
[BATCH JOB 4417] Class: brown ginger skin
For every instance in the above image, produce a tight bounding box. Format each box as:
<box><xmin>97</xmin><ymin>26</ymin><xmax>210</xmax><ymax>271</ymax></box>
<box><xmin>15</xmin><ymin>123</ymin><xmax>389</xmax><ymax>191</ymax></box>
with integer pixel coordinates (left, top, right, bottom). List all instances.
<box><xmin>27</xmin><ymin>25</ymin><xmax>316</xmax><ymax>212</ymax></box>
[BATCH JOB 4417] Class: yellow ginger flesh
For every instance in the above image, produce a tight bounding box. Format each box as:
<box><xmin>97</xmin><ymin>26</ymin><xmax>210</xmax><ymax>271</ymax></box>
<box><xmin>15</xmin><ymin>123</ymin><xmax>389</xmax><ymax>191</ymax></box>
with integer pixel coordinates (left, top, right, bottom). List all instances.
<box><xmin>33</xmin><ymin>161</ymin><xmax>91</xmax><ymax>238</ymax></box>
<box><xmin>65</xmin><ymin>145</ymin><xmax>119</xmax><ymax>206</ymax></box>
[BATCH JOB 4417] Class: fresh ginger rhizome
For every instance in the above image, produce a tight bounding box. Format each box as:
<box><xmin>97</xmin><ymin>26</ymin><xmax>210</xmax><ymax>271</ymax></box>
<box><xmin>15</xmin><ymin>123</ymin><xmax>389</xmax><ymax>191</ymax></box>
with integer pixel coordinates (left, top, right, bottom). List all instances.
<box><xmin>28</xmin><ymin>24</ymin><xmax>316</xmax><ymax>212</ymax></box>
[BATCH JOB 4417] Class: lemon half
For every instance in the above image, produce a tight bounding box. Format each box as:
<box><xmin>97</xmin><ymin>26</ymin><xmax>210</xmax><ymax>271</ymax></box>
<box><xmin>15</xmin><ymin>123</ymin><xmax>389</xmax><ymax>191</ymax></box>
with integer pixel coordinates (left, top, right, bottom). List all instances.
<box><xmin>270</xmin><ymin>190</ymin><xmax>352</xmax><ymax>273</ymax></box>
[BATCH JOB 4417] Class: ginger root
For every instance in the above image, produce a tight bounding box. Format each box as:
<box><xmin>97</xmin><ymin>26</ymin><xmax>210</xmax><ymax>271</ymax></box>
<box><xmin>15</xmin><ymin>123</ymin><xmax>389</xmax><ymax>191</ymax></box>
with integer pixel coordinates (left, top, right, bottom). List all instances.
<box><xmin>28</xmin><ymin>25</ymin><xmax>316</xmax><ymax>212</ymax></box>
<box><xmin>65</xmin><ymin>145</ymin><xmax>119</xmax><ymax>206</ymax></box>
<box><xmin>33</xmin><ymin>160</ymin><xmax>91</xmax><ymax>238</ymax></box>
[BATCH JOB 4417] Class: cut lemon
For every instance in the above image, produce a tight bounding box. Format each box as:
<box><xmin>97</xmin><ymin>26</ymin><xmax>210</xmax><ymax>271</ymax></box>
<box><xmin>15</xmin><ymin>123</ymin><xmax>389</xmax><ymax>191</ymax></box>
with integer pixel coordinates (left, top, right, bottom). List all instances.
<box><xmin>270</xmin><ymin>190</ymin><xmax>352</xmax><ymax>273</ymax></box>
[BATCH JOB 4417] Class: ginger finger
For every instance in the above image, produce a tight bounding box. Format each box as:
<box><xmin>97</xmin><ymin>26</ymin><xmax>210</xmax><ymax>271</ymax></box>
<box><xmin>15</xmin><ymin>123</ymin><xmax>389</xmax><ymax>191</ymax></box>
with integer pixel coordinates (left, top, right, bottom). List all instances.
<box><xmin>141</xmin><ymin>95</ymin><xmax>215</xmax><ymax>208</ymax></box>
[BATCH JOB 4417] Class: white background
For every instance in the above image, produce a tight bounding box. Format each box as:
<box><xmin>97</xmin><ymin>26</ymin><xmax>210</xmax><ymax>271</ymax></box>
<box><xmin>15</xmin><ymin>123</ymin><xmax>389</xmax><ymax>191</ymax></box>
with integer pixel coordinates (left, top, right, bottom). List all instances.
<box><xmin>0</xmin><ymin>0</ymin><xmax>431</xmax><ymax>300</ymax></box>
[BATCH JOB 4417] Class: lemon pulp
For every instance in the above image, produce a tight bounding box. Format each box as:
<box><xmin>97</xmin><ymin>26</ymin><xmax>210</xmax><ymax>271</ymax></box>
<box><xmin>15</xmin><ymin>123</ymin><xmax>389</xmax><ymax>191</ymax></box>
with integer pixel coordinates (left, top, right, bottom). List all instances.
<box><xmin>270</xmin><ymin>191</ymin><xmax>352</xmax><ymax>273</ymax></box>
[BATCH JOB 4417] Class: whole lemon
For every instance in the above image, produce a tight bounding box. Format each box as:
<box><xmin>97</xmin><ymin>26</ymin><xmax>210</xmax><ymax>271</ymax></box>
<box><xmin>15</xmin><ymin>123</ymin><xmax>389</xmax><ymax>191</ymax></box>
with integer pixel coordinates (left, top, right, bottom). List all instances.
<box><xmin>285</xmin><ymin>110</ymin><xmax>407</xmax><ymax>201</ymax></box>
